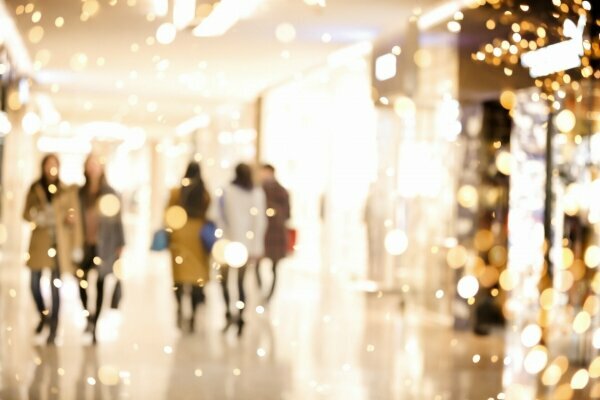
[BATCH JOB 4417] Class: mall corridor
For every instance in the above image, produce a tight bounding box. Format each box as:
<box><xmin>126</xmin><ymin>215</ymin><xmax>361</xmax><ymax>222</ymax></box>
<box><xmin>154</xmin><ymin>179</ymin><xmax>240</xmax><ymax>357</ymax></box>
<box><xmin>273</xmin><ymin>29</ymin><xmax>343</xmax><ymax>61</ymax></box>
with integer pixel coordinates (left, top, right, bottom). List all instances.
<box><xmin>0</xmin><ymin>0</ymin><xmax>599</xmax><ymax>399</ymax></box>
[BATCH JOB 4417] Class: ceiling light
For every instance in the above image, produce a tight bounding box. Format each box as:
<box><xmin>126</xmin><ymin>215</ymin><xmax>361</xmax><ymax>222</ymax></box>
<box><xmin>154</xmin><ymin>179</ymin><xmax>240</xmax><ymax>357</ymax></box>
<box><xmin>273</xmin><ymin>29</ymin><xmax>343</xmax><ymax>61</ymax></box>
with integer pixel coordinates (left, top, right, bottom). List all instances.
<box><xmin>193</xmin><ymin>0</ymin><xmax>262</xmax><ymax>37</ymax></box>
<box><xmin>156</xmin><ymin>23</ymin><xmax>176</xmax><ymax>44</ymax></box>
<box><xmin>418</xmin><ymin>0</ymin><xmax>477</xmax><ymax>31</ymax></box>
<box><xmin>173</xmin><ymin>0</ymin><xmax>196</xmax><ymax>30</ymax></box>
<box><xmin>275</xmin><ymin>23</ymin><xmax>296</xmax><ymax>43</ymax></box>
<box><xmin>176</xmin><ymin>114</ymin><xmax>211</xmax><ymax>136</ymax></box>
<box><xmin>152</xmin><ymin>0</ymin><xmax>168</xmax><ymax>17</ymax></box>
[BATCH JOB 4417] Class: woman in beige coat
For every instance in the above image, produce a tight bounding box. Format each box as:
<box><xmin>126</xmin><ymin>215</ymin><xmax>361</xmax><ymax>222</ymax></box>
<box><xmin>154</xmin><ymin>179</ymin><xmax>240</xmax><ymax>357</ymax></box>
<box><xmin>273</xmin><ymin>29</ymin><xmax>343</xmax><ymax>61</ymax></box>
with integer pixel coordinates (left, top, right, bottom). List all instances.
<box><xmin>23</xmin><ymin>154</ymin><xmax>83</xmax><ymax>344</ymax></box>
<box><xmin>166</xmin><ymin>162</ymin><xmax>211</xmax><ymax>332</ymax></box>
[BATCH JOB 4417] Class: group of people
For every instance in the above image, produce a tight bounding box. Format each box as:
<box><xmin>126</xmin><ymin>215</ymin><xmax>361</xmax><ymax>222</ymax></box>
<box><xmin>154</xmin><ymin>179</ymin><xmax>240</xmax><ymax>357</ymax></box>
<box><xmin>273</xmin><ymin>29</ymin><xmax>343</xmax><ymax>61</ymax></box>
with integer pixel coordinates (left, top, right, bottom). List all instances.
<box><xmin>23</xmin><ymin>154</ymin><xmax>290</xmax><ymax>344</ymax></box>
<box><xmin>23</xmin><ymin>153</ymin><xmax>125</xmax><ymax>345</ymax></box>
<box><xmin>167</xmin><ymin>161</ymin><xmax>291</xmax><ymax>335</ymax></box>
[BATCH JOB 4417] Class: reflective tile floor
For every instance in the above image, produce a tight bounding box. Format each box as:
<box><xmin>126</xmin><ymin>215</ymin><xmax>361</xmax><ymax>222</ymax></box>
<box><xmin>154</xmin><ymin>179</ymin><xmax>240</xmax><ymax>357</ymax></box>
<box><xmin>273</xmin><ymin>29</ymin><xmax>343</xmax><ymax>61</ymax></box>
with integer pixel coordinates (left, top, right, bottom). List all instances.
<box><xmin>0</xmin><ymin>250</ymin><xmax>505</xmax><ymax>400</ymax></box>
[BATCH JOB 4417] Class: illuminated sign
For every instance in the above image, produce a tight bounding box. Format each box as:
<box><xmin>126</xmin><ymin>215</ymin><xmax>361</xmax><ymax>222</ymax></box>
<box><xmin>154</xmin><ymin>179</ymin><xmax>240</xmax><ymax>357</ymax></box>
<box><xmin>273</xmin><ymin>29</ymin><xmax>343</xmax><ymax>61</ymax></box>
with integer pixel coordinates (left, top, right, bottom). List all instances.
<box><xmin>520</xmin><ymin>15</ymin><xmax>586</xmax><ymax>78</ymax></box>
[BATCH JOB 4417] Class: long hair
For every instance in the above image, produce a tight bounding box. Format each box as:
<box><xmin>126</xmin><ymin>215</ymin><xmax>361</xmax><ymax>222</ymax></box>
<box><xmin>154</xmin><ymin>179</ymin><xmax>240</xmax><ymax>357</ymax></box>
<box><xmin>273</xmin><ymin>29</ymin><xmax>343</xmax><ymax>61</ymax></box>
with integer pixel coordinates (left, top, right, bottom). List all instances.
<box><xmin>40</xmin><ymin>153</ymin><xmax>59</xmax><ymax>184</ymax></box>
<box><xmin>232</xmin><ymin>163</ymin><xmax>253</xmax><ymax>191</ymax></box>
<box><xmin>180</xmin><ymin>162</ymin><xmax>208</xmax><ymax>218</ymax></box>
<box><xmin>39</xmin><ymin>153</ymin><xmax>60</xmax><ymax>200</ymax></box>
<box><xmin>82</xmin><ymin>154</ymin><xmax>107</xmax><ymax>201</ymax></box>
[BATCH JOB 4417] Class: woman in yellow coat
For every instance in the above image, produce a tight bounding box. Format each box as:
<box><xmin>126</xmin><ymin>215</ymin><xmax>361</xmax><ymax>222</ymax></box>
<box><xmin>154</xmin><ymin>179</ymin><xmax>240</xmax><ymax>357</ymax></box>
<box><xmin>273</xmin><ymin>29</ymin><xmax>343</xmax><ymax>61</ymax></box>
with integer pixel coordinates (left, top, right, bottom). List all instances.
<box><xmin>166</xmin><ymin>162</ymin><xmax>211</xmax><ymax>332</ymax></box>
<box><xmin>23</xmin><ymin>154</ymin><xmax>83</xmax><ymax>344</ymax></box>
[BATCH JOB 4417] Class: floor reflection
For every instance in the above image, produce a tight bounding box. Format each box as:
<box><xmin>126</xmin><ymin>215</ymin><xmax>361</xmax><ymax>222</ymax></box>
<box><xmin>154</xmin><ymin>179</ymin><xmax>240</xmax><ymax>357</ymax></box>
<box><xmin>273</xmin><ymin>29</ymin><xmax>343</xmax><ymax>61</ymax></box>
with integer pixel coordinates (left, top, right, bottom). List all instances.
<box><xmin>0</xmin><ymin>251</ymin><xmax>505</xmax><ymax>399</ymax></box>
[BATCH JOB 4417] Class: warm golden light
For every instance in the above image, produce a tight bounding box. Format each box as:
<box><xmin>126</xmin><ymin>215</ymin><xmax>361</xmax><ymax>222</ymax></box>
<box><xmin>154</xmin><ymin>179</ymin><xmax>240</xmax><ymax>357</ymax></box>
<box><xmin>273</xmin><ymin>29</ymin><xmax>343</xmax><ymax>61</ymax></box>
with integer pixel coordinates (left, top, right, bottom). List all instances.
<box><xmin>446</xmin><ymin>245</ymin><xmax>468</xmax><ymax>269</ymax></box>
<box><xmin>585</xmin><ymin>245</ymin><xmax>600</xmax><ymax>269</ymax></box>
<box><xmin>571</xmin><ymin>369</ymin><xmax>590</xmax><ymax>390</ymax></box>
<box><xmin>474</xmin><ymin>229</ymin><xmax>494</xmax><ymax>252</ymax></box>
<box><xmin>457</xmin><ymin>275</ymin><xmax>479</xmax><ymax>299</ymax></box>
<box><xmin>98</xmin><ymin>365</ymin><xmax>120</xmax><ymax>386</ymax></box>
<box><xmin>555</xmin><ymin>109</ymin><xmax>576</xmax><ymax>133</ymax></box>
<box><xmin>542</xmin><ymin>364</ymin><xmax>563</xmax><ymax>386</ymax></box>
<box><xmin>499</xmin><ymin>90</ymin><xmax>516</xmax><ymax>110</ymax></box>
<box><xmin>165</xmin><ymin>206</ymin><xmax>187</xmax><ymax>230</ymax></box>
<box><xmin>524</xmin><ymin>345</ymin><xmax>548</xmax><ymax>374</ymax></box>
<box><xmin>457</xmin><ymin>185</ymin><xmax>478</xmax><ymax>209</ymax></box>
<box><xmin>573</xmin><ymin>311</ymin><xmax>591</xmax><ymax>334</ymax></box>
<box><xmin>99</xmin><ymin>194</ymin><xmax>121</xmax><ymax>217</ymax></box>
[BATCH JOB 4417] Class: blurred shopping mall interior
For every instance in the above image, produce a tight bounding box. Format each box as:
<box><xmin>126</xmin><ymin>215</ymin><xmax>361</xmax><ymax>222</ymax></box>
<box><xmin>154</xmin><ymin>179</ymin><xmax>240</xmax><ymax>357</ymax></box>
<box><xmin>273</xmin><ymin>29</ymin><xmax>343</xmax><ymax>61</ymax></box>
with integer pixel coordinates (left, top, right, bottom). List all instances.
<box><xmin>0</xmin><ymin>0</ymin><xmax>599</xmax><ymax>399</ymax></box>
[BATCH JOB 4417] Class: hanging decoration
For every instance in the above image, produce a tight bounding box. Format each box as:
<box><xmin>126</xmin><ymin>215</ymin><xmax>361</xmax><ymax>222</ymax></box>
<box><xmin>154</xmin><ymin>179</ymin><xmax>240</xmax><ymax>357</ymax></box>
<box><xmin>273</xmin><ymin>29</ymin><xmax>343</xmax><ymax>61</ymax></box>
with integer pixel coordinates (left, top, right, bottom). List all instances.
<box><xmin>471</xmin><ymin>0</ymin><xmax>598</xmax><ymax>95</ymax></box>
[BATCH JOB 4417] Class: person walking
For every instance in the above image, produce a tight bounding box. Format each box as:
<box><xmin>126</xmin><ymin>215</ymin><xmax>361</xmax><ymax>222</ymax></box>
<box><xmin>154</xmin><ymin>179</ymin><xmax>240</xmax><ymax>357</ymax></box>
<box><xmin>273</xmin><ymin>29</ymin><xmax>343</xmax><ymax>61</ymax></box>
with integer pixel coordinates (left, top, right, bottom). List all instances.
<box><xmin>23</xmin><ymin>154</ymin><xmax>83</xmax><ymax>344</ymax></box>
<box><xmin>77</xmin><ymin>154</ymin><xmax>125</xmax><ymax>343</ymax></box>
<box><xmin>167</xmin><ymin>162</ymin><xmax>211</xmax><ymax>333</ymax></box>
<box><xmin>219</xmin><ymin>163</ymin><xmax>267</xmax><ymax>334</ymax></box>
<box><xmin>257</xmin><ymin>164</ymin><xmax>290</xmax><ymax>303</ymax></box>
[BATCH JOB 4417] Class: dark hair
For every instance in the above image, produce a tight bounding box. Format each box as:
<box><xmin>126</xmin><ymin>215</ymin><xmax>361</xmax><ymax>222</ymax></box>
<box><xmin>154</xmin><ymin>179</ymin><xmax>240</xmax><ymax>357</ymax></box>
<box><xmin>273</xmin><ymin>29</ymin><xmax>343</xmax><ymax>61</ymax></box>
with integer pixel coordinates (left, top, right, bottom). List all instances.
<box><xmin>82</xmin><ymin>154</ymin><xmax>107</xmax><ymax>197</ymax></box>
<box><xmin>40</xmin><ymin>154</ymin><xmax>60</xmax><ymax>200</ymax></box>
<box><xmin>232</xmin><ymin>163</ymin><xmax>253</xmax><ymax>191</ymax></box>
<box><xmin>180</xmin><ymin>162</ymin><xmax>208</xmax><ymax>218</ymax></box>
<box><xmin>41</xmin><ymin>154</ymin><xmax>59</xmax><ymax>176</ymax></box>
<box><xmin>183</xmin><ymin>162</ymin><xmax>201</xmax><ymax>181</ymax></box>
<box><xmin>262</xmin><ymin>164</ymin><xmax>275</xmax><ymax>173</ymax></box>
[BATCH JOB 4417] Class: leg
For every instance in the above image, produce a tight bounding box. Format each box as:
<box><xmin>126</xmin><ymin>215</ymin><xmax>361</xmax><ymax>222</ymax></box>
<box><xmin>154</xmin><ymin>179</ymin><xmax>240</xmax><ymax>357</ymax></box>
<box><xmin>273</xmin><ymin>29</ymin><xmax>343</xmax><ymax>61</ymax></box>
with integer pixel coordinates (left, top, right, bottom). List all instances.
<box><xmin>220</xmin><ymin>267</ymin><xmax>232</xmax><ymax>329</ymax></box>
<box><xmin>47</xmin><ymin>267</ymin><xmax>61</xmax><ymax>344</ymax></box>
<box><xmin>174</xmin><ymin>283</ymin><xmax>183</xmax><ymax>329</ymax></box>
<box><xmin>79</xmin><ymin>270</ymin><xmax>89</xmax><ymax>312</ymax></box>
<box><xmin>237</xmin><ymin>265</ymin><xmax>247</xmax><ymax>315</ymax></box>
<box><xmin>30</xmin><ymin>270</ymin><xmax>46</xmax><ymax>333</ymax></box>
<box><xmin>78</xmin><ymin>245</ymin><xmax>95</xmax><ymax>312</ymax></box>
<box><xmin>190</xmin><ymin>285</ymin><xmax>205</xmax><ymax>332</ymax></box>
<box><xmin>236</xmin><ymin>264</ymin><xmax>248</xmax><ymax>336</ymax></box>
<box><xmin>92</xmin><ymin>276</ymin><xmax>105</xmax><ymax>343</ymax></box>
<box><xmin>266</xmin><ymin>260</ymin><xmax>280</xmax><ymax>302</ymax></box>
<box><xmin>110</xmin><ymin>279</ymin><xmax>122</xmax><ymax>309</ymax></box>
<box><xmin>255</xmin><ymin>258</ymin><xmax>263</xmax><ymax>291</ymax></box>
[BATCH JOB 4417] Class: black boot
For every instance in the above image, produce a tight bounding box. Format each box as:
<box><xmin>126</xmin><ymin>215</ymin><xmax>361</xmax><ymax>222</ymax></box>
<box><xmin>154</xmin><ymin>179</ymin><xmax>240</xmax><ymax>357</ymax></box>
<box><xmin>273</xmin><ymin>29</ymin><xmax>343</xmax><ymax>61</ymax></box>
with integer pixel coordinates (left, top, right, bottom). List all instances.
<box><xmin>47</xmin><ymin>319</ymin><xmax>58</xmax><ymax>345</ymax></box>
<box><xmin>35</xmin><ymin>315</ymin><xmax>47</xmax><ymax>334</ymax></box>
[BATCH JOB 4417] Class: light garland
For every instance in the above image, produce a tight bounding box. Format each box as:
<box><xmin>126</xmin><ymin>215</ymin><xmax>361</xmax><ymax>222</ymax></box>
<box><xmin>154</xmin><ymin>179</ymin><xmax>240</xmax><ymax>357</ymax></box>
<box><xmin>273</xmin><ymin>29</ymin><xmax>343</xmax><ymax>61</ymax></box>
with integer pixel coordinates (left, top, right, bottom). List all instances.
<box><xmin>472</xmin><ymin>0</ymin><xmax>599</xmax><ymax>93</ymax></box>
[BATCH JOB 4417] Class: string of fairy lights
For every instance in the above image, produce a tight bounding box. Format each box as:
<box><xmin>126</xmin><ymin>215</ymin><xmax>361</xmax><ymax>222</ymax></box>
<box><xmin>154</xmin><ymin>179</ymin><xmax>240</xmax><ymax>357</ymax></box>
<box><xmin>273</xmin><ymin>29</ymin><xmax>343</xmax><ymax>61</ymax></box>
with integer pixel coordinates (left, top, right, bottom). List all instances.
<box><xmin>471</xmin><ymin>0</ymin><xmax>598</xmax><ymax>95</ymax></box>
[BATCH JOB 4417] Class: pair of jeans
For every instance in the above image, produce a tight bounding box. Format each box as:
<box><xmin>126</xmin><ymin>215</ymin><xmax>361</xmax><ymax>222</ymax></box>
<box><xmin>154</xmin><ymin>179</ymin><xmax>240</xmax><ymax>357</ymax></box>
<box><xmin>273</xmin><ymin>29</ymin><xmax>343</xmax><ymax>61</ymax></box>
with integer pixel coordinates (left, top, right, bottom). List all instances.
<box><xmin>79</xmin><ymin>244</ymin><xmax>122</xmax><ymax>325</ymax></box>
<box><xmin>30</xmin><ymin>267</ymin><xmax>60</xmax><ymax>337</ymax></box>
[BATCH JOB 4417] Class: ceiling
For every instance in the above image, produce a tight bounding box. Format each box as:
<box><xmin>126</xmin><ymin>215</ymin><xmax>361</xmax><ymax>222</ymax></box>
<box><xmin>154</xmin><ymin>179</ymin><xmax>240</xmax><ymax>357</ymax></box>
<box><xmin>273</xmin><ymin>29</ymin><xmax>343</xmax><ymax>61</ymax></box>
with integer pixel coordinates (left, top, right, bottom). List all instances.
<box><xmin>5</xmin><ymin>0</ymin><xmax>438</xmax><ymax>129</ymax></box>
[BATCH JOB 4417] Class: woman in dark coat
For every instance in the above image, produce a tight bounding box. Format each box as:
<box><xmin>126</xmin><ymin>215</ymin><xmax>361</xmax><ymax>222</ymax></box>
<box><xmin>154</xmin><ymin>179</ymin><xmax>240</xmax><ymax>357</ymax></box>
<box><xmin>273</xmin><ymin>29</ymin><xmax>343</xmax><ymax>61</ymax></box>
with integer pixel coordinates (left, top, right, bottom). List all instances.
<box><xmin>77</xmin><ymin>154</ymin><xmax>125</xmax><ymax>343</ymax></box>
<box><xmin>257</xmin><ymin>164</ymin><xmax>290</xmax><ymax>302</ymax></box>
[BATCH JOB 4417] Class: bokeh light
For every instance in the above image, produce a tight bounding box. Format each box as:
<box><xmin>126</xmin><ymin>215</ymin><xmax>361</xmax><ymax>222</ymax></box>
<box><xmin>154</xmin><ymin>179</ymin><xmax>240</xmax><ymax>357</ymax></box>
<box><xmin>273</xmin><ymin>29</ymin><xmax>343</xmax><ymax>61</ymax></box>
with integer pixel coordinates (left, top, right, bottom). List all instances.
<box><xmin>521</xmin><ymin>324</ymin><xmax>542</xmax><ymax>347</ymax></box>
<box><xmin>523</xmin><ymin>345</ymin><xmax>548</xmax><ymax>374</ymax></box>
<box><xmin>585</xmin><ymin>245</ymin><xmax>600</xmax><ymax>269</ymax></box>
<box><xmin>457</xmin><ymin>185</ymin><xmax>478</xmax><ymax>209</ymax></box>
<box><xmin>165</xmin><ymin>206</ymin><xmax>188</xmax><ymax>230</ymax></box>
<box><xmin>212</xmin><ymin>239</ymin><xmax>230</xmax><ymax>265</ymax></box>
<box><xmin>224</xmin><ymin>242</ymin><xmax>248</xmax><ymax>268</ymax></box>
<box><xmin>446</xmin><ymin>245</ymin><xmax>468</xmax><ymax>269</ymax></box>
<box><xmin>99</xmin><ymin>194</ymin><xmax>121</xmax><ymax>217</ymax></box>
<box><xmin>384</xmin><ymin>230</ymin><xmax>408</xmax><ymax>256</ymax></box>
<box><xmin>555</xmin><ymin>109</ymin><xmax>576</xmax><ymax>133</ymax></box>
<box><xmin>457</xmin><ymin>275</ymin><xmax>479</xmax><ymax>299</ymax></box>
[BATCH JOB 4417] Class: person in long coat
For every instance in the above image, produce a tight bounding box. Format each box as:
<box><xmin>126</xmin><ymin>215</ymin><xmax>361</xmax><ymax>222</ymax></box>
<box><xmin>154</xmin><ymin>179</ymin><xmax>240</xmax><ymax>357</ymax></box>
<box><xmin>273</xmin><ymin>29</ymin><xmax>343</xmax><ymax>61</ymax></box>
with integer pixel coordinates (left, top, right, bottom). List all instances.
<box><xmin>166</xmin><ymin>162</ymin><xmax>211</xmax><ymax>332</ymax></box>
<box><xmin>77</xmin><ymin>154</ymin><xmax>125</xmax><ymax>343</ymax></box>
<box><xmin>219</xmin><ymin>163</ymin><xmax>267</xmax><ymax>334</ymax></box>
<box><xmin>256</xmin><ymin>164</ymin><xmax>290</xmax><ymax>302</ymax></box>
<box><xmin>23</xmin><ymin>154</ymin><xmax>83</xmax><ymax>344</ymax></box>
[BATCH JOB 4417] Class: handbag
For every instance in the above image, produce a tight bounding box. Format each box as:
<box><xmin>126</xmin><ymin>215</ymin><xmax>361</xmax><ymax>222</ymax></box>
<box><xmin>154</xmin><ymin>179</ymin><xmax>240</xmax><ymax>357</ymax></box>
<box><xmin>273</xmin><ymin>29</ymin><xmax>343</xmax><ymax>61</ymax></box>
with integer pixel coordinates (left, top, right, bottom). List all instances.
<box><xmin>287</xmin><ymin>228</ymin><xmax>297</xmax><ymax>255</ymax></box>
<box><xmin>199</xmin><ymin>221</ymin><xmax>218</xmax><ymax>252</ymax></box>
<box><xmin>150</xmin><ymin>229</ymin><xmax>170</xmax><ymax>251</ymax></box>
